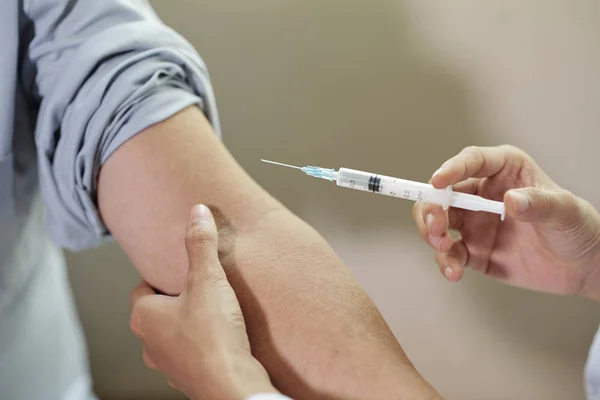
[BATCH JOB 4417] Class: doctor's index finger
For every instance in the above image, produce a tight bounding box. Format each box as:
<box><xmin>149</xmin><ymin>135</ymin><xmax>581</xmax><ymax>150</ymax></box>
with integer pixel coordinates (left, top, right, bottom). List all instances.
<box><xmin>431</xmin><ymin>145</ymin><xmax>522</xmax><ymax>188</ymax></box>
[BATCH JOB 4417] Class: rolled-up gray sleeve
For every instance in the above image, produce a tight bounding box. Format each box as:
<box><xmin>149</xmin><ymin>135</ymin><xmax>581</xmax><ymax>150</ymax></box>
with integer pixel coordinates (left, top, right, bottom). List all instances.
<box><xmin>24</xmin><ymin>0</ymin><xmax>221</xmax><ymax>251</ymax></box>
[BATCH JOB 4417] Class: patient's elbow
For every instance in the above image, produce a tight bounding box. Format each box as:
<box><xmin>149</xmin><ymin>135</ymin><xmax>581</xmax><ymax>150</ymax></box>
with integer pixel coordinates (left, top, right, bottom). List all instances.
<box><xmin>148</xmin><ymin>270</ymin><xmax>187</xmax><ymax>296</ymax></box>
<box><xmin>136</xmin><ymin>246</ymin><xmax>189</xmax><ymax>296</ymax></box>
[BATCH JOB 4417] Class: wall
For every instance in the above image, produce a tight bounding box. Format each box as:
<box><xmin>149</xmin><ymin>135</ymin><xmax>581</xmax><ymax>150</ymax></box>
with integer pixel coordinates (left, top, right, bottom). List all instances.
<box><xmin>66</xmin><ymin>1</ymin><xmax>600</xmax><ymax>399</ymax></box>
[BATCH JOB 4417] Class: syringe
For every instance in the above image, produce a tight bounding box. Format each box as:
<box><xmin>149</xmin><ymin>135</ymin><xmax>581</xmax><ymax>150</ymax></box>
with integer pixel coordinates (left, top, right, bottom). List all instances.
<box><xmin>262</xmin><ymin>160</ymin><xmax>506</xmax><ymax>220</ymax></box>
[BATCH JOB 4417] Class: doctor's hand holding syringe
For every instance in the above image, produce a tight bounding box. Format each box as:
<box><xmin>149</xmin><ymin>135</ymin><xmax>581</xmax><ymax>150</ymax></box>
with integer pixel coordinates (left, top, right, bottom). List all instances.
<box><xmin>129</xmin><ymin>145</ymin><xmax>600</xmax><ymax>400</ymax></box>
<box><xmin>413</xmin><ymin>145</ymin><xmax>600</xmax><ymax>298</ymax></box>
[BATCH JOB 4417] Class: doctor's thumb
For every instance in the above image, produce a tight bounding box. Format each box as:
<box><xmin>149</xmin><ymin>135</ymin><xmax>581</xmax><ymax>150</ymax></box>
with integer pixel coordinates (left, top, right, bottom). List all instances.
<box><xmin>184</xmin><ymin>204</ymin><xmax>225</xmax><ymax>286</ymax></box>
<box><xmin>504</xmin><ymin>187</ymin><xmax>581</xmax><ymax>225</ymax></box>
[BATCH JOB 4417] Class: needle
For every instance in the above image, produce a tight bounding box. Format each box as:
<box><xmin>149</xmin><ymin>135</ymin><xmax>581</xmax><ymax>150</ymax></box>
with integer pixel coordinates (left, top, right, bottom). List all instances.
<box><xmin>261</xmin><ymin>159</ymin><xmax>303</xmax><ymax>170</ymax></box>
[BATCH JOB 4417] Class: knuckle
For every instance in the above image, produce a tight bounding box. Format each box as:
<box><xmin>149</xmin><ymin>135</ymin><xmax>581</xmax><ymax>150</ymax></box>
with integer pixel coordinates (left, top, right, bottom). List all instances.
<box><xmin>464</xmin><ymin>146</ymin><xmax>484</xmax><ymax>165</ymax></box>
<box><xmin>129</xmin><ymin>299</ymin><xmax>157</xmax><ymax>339</ymax></box>
<box><xmin>142</xmin><ymin>351</ymin><xmax>155</xmax><ymax>369</ymax></box>
<box><xmin>422</xmin><ymin>203</ymin><xmax>435</xmax><ymax>213</ymax></box>
<box><xmin>499</xmin><ymin>144</ymin><xmax>521</xmax><ymax>154</ymax></box>
<box><xmin>185</xmin><ymin>235</ymin><xmax>216</xmax><ymax>259</ymax></box>
<box><xmin>462</xmin><ymin>145</ymin><xmax>479</xmax><ymax>154</ymax></box>
<box><xmin>463</xmin><ymin>146</ymin><xmax>482</xmax><ymax>160</ymax></box>
<box><xmin>473</xmin><ymin>149</ymin><xmax>484</xmax><ymax>163</ymax></box>
<box><xmin>558</xmin><ymin>189</ymin><xmax>577</xmax><ymax>205</ymax></box>
<box><xmin>499</xmin><ymin>144</ymin><xmax>525</xmax><ymax>159</ymax></box>
<box><xmin>556</xmin><ymin>189</ymin><xmax>583</xmax><ymax>219</ymax></box>
<box><xmin>500</xmin><ymin>144</ymin><xmax>528</xmax><ymax>164</ymax></box>
<box><xmin>186</xmin><ymin>228</ymin><xmax>214</xmax><ymax>244</ymax></box>
<box><xmin>129</xmin><ymin>311</ymin><xmax>144</xmax><ymax>338</ymax></box>
<box><xmin>536</xmin><ymin>189</ymin><xmax>553</xmax><ymax>211</ymax></box>
<box><xmin>537</xmin><ymin>190</ymin><xmax>560</xmax><ymax>210</ymax></box>
<box><xmin>421</xmin><ymin>204</ymin><xmax>432</xmax><ymax>219</ymax></box>
<box><xmin>422</xmin><ymin>204</ymin><xmax>443</xmax><ymax>220</ymax></box>
<box><xmin>204</xmin><ymin>268</ymin><xmax>228</xmax><ymax>288</ymax></box>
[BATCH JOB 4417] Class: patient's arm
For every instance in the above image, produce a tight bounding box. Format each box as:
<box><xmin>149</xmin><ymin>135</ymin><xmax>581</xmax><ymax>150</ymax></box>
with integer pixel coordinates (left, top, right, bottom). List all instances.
<box><xmin>98</xmin><ymin>106</ymin><xmax>440</xmax><ymax>399</ymax></box>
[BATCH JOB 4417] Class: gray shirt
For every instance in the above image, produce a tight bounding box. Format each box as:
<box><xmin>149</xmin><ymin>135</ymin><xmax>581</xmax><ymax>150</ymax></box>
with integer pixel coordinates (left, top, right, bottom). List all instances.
<box><xmin>1</xmin><ymin>1</ymin><xmax>219</xmax><ymax>398</ymax></box>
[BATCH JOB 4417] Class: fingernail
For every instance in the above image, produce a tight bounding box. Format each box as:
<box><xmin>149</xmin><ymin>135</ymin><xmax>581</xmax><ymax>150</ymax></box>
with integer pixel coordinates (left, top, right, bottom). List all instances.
<box><xmin>444</xmin><ymin>266</ymin><xmax>454</xmax><ymax>281</ymax></box>
<box><xmin>510</xmin><ymin>191</ymin><xmax>530</xmax><ymax>213</ymax></box>
<box><xmin>190</xmin><ymin>204</ymin><xmax>211</xmax><ymax>226</ymax></box>
<box><xmin>429</xmin><ymin>234</ymin><xmax>442</xmax><ymax>251</ymax></box>
<box><xmin>426</xmin><ymin>214</ymin><xmax>434</xmax><ymax>232</ymax></box>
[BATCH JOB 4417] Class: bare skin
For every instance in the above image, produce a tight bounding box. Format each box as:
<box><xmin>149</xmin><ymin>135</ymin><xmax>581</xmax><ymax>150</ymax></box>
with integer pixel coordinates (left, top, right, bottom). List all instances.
<box><xmin>99</xmin><ymin>106</ymin><xmax>441</xmax><ymax>399</ymax></box>
<box><xmin>127</xmin><ymin>144</ymin><xmax>600</xmax><ymax>399</ymax></box>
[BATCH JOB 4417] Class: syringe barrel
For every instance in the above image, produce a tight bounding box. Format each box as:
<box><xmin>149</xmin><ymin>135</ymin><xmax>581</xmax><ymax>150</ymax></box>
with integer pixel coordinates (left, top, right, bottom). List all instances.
<box><xmin>336</xmin><ymin>168</ymin><xmax>505</xmax><ymax>219</ymax></box>
<box><xmin>336</xmin><ymin>168</ymin><xmax>441</xmax><ymax>203</ymax></box>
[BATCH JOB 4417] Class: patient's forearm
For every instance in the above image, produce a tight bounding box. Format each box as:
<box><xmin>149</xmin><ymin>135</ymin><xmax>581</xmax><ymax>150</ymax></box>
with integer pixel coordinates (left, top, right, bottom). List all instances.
<box><xmin>97</xmin><ymin>107</ymin><xmax>439</xmax><ymax>399</ymax></box>
<box><xmin>222</xmin><ymin>209</ymin><xmax>439</xmax><ymax>399</ymax></box>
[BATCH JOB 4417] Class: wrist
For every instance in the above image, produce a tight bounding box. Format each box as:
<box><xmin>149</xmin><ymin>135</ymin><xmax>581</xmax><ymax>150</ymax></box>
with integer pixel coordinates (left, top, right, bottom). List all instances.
<box><xmin>583</xmin><ymin>247</ymin><xmax>600</xmax><ymax>301</ymax></box>
<box><xmin>193</xmin><ymin>350</ymin><xmax>278</xmax><ymax>400</ymax></box>
<box><xmin>577</xmin><ymin>200</ymin><xmax>600</xmax><ymax>301</ymax></box>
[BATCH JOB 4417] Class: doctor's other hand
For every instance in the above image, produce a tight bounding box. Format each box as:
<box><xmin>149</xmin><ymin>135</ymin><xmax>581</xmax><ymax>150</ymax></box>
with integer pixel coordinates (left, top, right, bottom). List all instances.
<box><xmin>413</xmin><ymin>145</ymin><xmax>600</xmax><ymax>299</ymax></box>
<box><xmin>129</xmin><ymin>204</ymin><xmax>277</xmax><ymax>400</ymax></box>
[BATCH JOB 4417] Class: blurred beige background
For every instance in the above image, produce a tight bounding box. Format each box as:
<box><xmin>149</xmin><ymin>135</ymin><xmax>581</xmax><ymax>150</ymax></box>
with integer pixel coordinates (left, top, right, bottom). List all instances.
<box><xmin>66</xmin><ymin>1</ymin><xmax>600</xmax><ymax>399</ymax></box>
